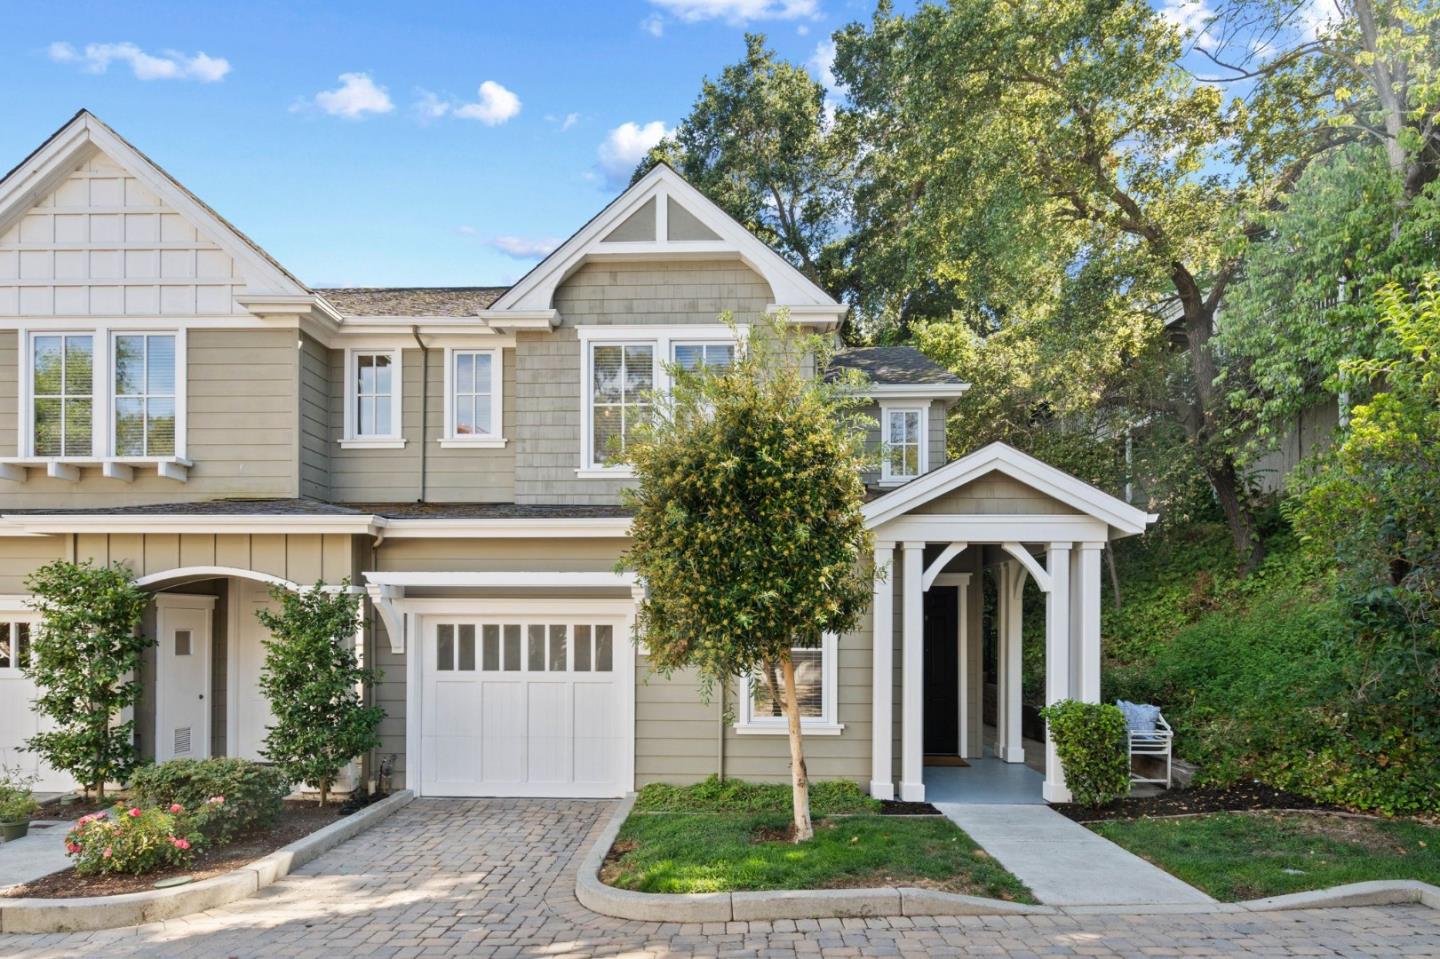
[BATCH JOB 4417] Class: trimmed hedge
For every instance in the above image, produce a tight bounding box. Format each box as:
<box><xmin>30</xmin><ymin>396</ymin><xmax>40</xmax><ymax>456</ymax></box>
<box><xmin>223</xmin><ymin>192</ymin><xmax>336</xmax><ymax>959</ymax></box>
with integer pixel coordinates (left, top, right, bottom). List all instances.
<box><xmin>1040</xmin><ymin>700</ymin><xmax>1130</xmax><ymax>806</ymax></box>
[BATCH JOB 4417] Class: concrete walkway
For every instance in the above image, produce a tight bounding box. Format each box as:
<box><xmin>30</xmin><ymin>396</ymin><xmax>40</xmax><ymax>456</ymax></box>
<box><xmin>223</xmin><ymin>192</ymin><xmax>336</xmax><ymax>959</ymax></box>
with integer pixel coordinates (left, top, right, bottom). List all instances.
<box><xmin>939</xmin><ymin>802</ymin><xmax>1215</xmax><ymax>906</ymax></box>
<box><xmin>0</xmin><ymin>820</ymin><xmax>73</xmax><ymax>892</ymax></box>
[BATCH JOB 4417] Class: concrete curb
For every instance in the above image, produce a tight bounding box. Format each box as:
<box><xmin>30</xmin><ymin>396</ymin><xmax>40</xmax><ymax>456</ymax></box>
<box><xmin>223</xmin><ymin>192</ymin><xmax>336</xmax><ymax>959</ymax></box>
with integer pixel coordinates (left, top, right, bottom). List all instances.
<box><xmin>0</xmin><ymin>789</ymin><xmax>414</xmax><ymax>934</ymax></box>
<box><xmin>575</xmin><ymin>798</ymin><xmax>1440</xmax><ymax>922</ymax></box>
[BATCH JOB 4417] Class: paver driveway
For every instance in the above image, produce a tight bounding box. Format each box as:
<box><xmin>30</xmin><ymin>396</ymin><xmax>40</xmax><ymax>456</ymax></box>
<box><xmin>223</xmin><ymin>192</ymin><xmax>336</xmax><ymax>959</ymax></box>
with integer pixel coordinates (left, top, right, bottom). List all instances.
<box><xmin>2</xmin><ymin>798</ymin><xmax>1439</xmax><ymax>959</ymax></box>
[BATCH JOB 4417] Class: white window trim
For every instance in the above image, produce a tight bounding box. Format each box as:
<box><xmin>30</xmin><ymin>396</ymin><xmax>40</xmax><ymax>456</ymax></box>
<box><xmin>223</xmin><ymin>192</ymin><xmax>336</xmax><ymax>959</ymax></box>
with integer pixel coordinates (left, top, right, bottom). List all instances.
<box><xmin>341</xmin><ymin>347</ymin><xmax>405</xmax><ymax>449</ymax></box>
<box><xmin>439</xmin><ymin>347</ymin><xmax>506</xmax><ymax>449</ymax></box>
<box><xmin>576</xmin><ymin>324</ymin><xmax>744</xmax><ymax>477</ymax></box>
<box><xmin>17</xmin><ymin>326</ymin><xmax>188</xmax><ymax>462</ymax></box>
<box><xmin>734</xmin><ymin>633</ymin><xmax>844</xmax><ymax>735</ymax></box>
<box><xmin>878</xmin><ymin>399</ymin><xmax>930</xmax><ymax>487</ymax></box>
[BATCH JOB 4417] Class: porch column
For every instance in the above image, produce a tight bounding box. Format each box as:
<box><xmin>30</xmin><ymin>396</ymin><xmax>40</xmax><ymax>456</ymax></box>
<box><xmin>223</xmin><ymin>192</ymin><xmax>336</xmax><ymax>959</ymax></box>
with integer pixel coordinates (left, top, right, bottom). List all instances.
<box><xmin>1001</xmin><ymin>561</ymin><xmax>1026</xmax><ymax>764</ymax></box>
<box><xmin>1043</xmin><ymin>542</ymin><xmax>1073</xmax><ymax>803</ymax></box>
<box><xmin>1072</xmin><ymin>542</ymin><xmax>1104</xmax><ymax>703</ymax></box>
<box><xmin>870</xmin><ymin>541</ymin><xmax>896</xmax><ymax>800</ymax></box>
<box><xmin>900</xmin><ymin>541</ymin><xmax>926</xmax><ymax>802</ymax></box>
<box><xmin>956</xmin><ymin>573</ymin><xmax>971</xmax><ymax>760</ymax></box>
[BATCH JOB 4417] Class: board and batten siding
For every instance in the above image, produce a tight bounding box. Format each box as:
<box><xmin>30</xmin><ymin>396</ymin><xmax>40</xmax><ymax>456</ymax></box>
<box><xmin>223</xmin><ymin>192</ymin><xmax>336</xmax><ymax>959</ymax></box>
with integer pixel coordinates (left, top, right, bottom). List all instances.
<box><xmin>514</xmin><ymin>259</ymin><xmax>773</xmax><ymax>505</ymax></box>
<box><xmin>0</xmin><ymin>328</ymin><xmax>301</xmax><ymax>507</ymax></box>
<box><xmin>323</xmin><ymin>345</ymin><xmax>516</xmax><ymax>503</ymax></box>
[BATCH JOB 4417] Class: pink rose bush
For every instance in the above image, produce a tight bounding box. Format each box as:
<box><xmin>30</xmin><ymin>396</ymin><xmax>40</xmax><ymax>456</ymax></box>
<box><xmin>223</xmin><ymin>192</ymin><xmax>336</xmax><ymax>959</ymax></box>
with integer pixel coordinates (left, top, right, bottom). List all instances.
<box><xmin>64</xmin><ymin>801</ymin><xmax>212</xmax><ymax>876</ymax></box>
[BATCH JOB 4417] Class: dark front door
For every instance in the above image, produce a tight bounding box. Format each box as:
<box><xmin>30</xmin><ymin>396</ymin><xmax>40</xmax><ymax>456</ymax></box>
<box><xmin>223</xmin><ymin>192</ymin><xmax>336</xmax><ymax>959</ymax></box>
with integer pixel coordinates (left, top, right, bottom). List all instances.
<box><xmin>923</xmin><ymin>586</ymin><xmax>959</xmax><ymax>755</ymax></box>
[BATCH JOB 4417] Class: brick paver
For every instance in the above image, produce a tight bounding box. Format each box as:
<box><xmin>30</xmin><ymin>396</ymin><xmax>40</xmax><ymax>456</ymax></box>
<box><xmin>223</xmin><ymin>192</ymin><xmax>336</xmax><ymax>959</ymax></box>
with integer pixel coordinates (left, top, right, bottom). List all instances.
<box><xmin>3</xmin><ymin>798</ymin><xmax>1439</xmax><ymax>958</ymax></box>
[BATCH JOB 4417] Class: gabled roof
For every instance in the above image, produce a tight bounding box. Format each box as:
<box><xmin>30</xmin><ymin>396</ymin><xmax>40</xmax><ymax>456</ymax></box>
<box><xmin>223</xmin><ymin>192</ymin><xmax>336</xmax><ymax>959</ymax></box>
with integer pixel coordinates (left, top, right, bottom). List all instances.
<box><xmin>0</xmin><ymin>110</ymin><xmax>308</xmax><ymax>297</ymax></box>
<box><xmin>486</xmin><ymin>163</ymin><xmax>844</xmax><ymax>325</ymax></box>
<box><xmin>862</xmin><ymin>441</ymin><xmax>1157</xmax><ymax>537</ymax></box>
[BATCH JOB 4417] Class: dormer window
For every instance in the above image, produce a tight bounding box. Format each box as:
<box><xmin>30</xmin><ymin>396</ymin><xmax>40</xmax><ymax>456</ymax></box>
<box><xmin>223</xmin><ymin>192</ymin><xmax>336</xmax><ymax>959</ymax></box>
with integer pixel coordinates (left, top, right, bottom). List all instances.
<box><xmin>880</xmin><ymin>402</ymin><xmax>928</xmax><ymax>486</ymax></box>
<box><xmin>342</xmin><ymin>348</ymin><xmax>404</xmax><ymax>449</ymax></box>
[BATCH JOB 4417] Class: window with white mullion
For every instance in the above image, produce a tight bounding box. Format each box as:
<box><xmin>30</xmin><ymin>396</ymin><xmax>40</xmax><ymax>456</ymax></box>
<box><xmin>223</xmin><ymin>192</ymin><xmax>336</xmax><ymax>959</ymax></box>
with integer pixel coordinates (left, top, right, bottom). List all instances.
<box><xmin>672</xmin><ymin>341</ymin><xmax>735</xmax><ymax>373</ymax></box>
<box><xmin>30</xmin><ymin>333</ymin><xmax>94</xmax><ymax>457</ymax></box>
<box><xmin>738</xmin><ymin>635</ymin><xmax>838</xmax><ymax>731</ymax></box>
<box><xmin>450</xmin><ymin>350</ymin><xmax>496</xmax><ymax>438</ymax></box>
<box><xmin>590</xmin><ymin>342</ymin><xmax>654</xmax><ymax>467</ymax></box>
<box><xmin>881</xmin><ymin>406</ymin><xmax>924</xmax><ymax>483</ymax></box>
<box><xmin>352</xmin><ymin>351</ymin><xmax>397</xmax><ymax>439</ymax></box>
<box><xmin>113</xmin><ymin>333</ymin><xmax>177</xmax><ymax>457</ymax></box>
<box><xmin>0</xmin><ymin>620</ymin><xmax>32</xmax><ymax>673</ymax></box>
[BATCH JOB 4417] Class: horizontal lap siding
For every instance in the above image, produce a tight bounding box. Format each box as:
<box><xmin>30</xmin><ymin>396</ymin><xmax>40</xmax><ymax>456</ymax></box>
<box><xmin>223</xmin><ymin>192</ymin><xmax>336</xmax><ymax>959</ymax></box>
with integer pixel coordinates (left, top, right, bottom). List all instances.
<box><xmin>299</xmin><ymin>334</ymin><xmax>330</xmax><ymax>500</ymax></box>
<box><xmin>424</xmin><ymin>347</ymin><xmax>515</xmax><ymax>502</ymax></box>
<box><xmin>515</xmin><ymin>260</ymin><xmax>773</xmax><ymax>505</ymax></box>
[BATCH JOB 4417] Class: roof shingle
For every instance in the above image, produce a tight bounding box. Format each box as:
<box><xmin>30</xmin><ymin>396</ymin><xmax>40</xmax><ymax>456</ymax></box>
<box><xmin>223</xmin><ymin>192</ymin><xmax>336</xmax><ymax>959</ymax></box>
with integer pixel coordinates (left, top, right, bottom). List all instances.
<box><xmin>827</xmin><ymin>346</ymin><xmax>965</xmax><ymax>386</ymax></box>
<box><xmin>315</xmin><ymin>287</ymin><xmax>509</xmax><ymax>317</ymax></box>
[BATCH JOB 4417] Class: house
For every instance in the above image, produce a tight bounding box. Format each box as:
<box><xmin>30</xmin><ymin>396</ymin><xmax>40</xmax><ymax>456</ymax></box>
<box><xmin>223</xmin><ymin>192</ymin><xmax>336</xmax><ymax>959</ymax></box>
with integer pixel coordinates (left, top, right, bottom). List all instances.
<box><xmin>0</xmin><ymin>111</ymin><xmax>1154</xmax><ymax>806</ymax></box>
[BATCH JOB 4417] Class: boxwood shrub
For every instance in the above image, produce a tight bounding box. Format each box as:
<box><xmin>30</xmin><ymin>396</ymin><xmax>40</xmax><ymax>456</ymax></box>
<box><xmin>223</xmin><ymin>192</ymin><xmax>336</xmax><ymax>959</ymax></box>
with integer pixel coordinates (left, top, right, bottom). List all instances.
<box><xmin>1040</xmin><ymin>700</ymin><xmax>1130</xmax><ymax>807</ymax></box>
<box><xmin>129</xmin><ymin>758</ymin><xmax>289</xmax><ymax>843</ymax></box>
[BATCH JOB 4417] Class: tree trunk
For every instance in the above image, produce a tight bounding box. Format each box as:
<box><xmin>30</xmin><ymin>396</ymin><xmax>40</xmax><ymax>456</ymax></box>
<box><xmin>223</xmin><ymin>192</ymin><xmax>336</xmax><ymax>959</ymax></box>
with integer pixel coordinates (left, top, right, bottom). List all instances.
<box><xmin>1206</xmin><ymin>454</ymin><xmax>1264</xmax><ymax>573</ymax></box>
<box><xmin>780</xmin><ymin>654</ymin><xmax>814</xmax><ymax>843</ymax></box>
<box><xmin>1105</xmin><ymin>544</ymin><xmax>1122</xmax><ymax>609</ymax></box>
<box><xmin>319</xmin><ymin>780</ymin><xmax>329</xmax><ymax>807</ymax></box>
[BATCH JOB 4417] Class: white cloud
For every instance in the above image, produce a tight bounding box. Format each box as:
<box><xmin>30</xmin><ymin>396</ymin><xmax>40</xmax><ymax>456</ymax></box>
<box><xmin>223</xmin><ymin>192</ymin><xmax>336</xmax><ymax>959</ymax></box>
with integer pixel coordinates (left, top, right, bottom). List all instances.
<box><xmin>48</xmin><ymin>41</ymin><xmax>230</xmax><ymax>82</ymax></box>
<box><xmin>452</xmin><ymin>80</ymin><xmax>522</xmax><ymax>125</ymax></box>
<box><xmin>1295</xmin><ymin>0</ymin><xmax>1336</xmax><ymax>42</ymax></box>
<box><xmin>309</xmin><ymin>72</ymin><xmax>394</xmax><ymax>118</ymax></box>
<box><xmin>597</xmin><ymin>120</ymin><xmax>672</xmax><ymax>187</ymax></box>
<box><xmin>641</xmin><ymin>13</ymin><xmax>666</xmax><ymax>36</ymax></box>
<box><xmin>560</xmin><ymin>112</ymin><xmax>580</xmax><ymax>132</ymax></box>
<box><xmin>648</xmin><ymin>0</ymin><xmax>818</xmax><ymax>24</ymax></box>
<box><xmin>415</xmin><ymin>89</ymin><xmax>450</xmax><ymax>120</ymax></box>
<box><xmin>488</xmin><ymin>235</ymin><xmax>561</xmax><ymax>258</ymax></box>
<box><xmin>1157</xmin><ymin>0</ymin><xmax>1219</xmax><ymax>50</ymax></box>
<box><xmin>809</xmin><ymin>39</ymin><xmax>837</xmax><ymax>92</ymax></box>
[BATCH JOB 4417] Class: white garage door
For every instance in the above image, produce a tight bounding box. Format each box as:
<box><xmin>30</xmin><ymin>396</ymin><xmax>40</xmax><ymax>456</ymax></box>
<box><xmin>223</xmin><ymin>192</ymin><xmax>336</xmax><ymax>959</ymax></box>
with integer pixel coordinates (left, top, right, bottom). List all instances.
<box><xmin>0</xmin><ymin>619</ymin><xmax>80</xmax><ymax>793</ymax></box>
<box><xmin>419</xmin><ymin>609</ymin><xmax>631</xmax><ymax>798</ymax></box>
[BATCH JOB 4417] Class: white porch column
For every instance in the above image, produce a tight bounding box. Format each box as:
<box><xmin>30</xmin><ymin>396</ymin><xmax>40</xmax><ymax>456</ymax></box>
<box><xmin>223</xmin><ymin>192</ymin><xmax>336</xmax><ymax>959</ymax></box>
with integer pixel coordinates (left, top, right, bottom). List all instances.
<box><xmin>1001</xmin><ymin>562</ymin><xmax>1026</xmax><ymax>764</ymax></box>
<box><xmin>1043</xmin><ymin>542</ymin><xmax>1073</xmax><ymax>803</ymax></box>
<box><xmin>870</xmin><ymin>542</ymin><xmax>896</xmax><ymax>800</ymax></box>
<box><xmin>1073</xmin><ymin>542</ymin><xmax>1104</xmax><ymax>704</ymax></box>
<box><xmin>994</xmin><ymin>563</ymin><xmax>1011</xmax><ymax>761</ymax></box>
<box><xmin>956</xmin><ymin>573</ymin><xmax>971</xmax><ymax>760</ymax></box>
<box><xmin>900</xmin><ymin>541</ymin><xmax>926</xmax><ymax>802</ymax></box>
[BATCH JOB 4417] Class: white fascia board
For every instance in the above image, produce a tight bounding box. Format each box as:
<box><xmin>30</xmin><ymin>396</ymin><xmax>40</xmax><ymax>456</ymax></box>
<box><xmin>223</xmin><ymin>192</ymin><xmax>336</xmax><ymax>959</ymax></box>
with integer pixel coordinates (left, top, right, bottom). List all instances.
<box><xmin>865</xmin><ymin>383</ymin><xmax>971</xmax><ymax>399</ymax></box>
<box><xmin>1</xmin><ymin>513</ymin><xmax>380</xmax><ymax>536</ymax></box>
<box><xmin>474</xmin><ymin>310</ymin><xmax>559</xmax><ymax>332</ymax></box>
<box><xmin>363</xmin><ymin>570</ymin><xmax>638</xmax><ymax>590</ymax></box>
<box><xmin>862</xmin><ymin>441</ymin><xmax>1156</xmax><ymax>535</ymax></box>
<box><xmin>0</xmin><ymin>121</ymin><xmax>94</xmax><ymax>236</ymax></box>
<box><xmin>379</xmin><ymin>517</ymin><xmax>631</xmax><ymax>539</ymax></box>
<box><xmin>768</xmin><ymin>304</ymin><xmax>846</xmax><ymax>330</ymax></box>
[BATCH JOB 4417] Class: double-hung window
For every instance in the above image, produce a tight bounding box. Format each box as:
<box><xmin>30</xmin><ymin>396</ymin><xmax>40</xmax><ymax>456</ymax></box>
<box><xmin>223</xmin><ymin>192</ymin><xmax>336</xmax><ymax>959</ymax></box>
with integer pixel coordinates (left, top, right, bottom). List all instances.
<box><xmin>578</xmin><ymin>325</ymin><xmax>741</xmax><ymax>476</ymax></box>
<box><xmin>441</xmin><ymin>348</ymin><xmax>505</xmax><ymax>447</ymax></box>
<box><xmin>735</xmin><ymin>634</ymin><xmax>842</xmax><ymax>734</ymax></box>
<box><xmin>880</xmin><ymin>403</ymin><xmax>927</xmax><ymax>485</ymax></box>
<box><xmin>113</xmin><ymin>333</ymin><xmax>177</xmax><ymax>456</ymax></box>
<box><xmin>30</xmin><ymin>334</ymin><xmax>94</xmax><ymax>457</ymax></box>
<box><xmin>343</xmin><ymin>349</ymin><xmax>404</xmax><ymax>448</ymax></box>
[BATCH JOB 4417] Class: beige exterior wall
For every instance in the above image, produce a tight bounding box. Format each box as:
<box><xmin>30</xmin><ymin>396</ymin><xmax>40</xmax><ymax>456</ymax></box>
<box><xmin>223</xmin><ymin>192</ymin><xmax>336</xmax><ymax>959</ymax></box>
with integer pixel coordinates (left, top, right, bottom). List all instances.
<box><xmin>514</xmin><ymin>259</ymin><xmax>774</xmax><ymax>506</ymax></box>
<box><xmin>915</xmin><ymin>473</ymin><xmax>1080</xmax><ymax>515</ymax></box>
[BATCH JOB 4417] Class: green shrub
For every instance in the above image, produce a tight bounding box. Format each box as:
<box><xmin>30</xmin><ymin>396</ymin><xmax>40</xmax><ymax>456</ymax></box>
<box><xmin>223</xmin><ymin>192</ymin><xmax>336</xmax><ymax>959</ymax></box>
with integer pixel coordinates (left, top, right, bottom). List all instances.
<box><xmin>64</xmin><ymin>800</ymin><xmax>215</xmax><ymax>876</ymax></box>
<box><xmin>0</xmin><ymin>765</ymin><xmax>39</xmax><ymax>822</ymax></box>
<box><xmin>129</xmin><ymin>758</ymin><xmax>289</xmax><ymax>843</ymax></box>
<box><xmin>633</xmin><ymin>776</ymin><xmax>880</xmax><ymax>815</ymax></box>
<box><xmin>1039</xmin><ymin>700</ymin><xmax>1130</xmax><ymax>806</ymax></box>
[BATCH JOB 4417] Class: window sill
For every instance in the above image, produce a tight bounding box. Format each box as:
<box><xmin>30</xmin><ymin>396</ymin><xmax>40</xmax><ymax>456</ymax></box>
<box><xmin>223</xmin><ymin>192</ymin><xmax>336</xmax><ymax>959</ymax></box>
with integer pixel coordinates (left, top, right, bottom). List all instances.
<box><xmin>438</xmin><ymin>437</ymin><xmax>508</xmax><ymax>449</ymax></box>
<box><xmin>0</xmin><ymin>457</ymin><xmax>192</xmax><ymax>484</ymax></box>
<box><xmin>732</xmin><ymin>722</ymin><xmax>845</xmax><ymax>737</ymax></box>
<box><xmin>339</xmin><ymin>438</ymin><xmax>407</xmax><ymax>450</ymax></box>
<box><xmin>575</xmin><ymin>467</ymin><xmax>636</xmax><ymax>480</ymax></box>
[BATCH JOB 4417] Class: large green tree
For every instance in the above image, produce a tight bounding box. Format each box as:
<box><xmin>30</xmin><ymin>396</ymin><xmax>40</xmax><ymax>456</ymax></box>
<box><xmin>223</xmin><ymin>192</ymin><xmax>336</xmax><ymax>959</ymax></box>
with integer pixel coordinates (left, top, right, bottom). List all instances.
<box><xmin>834</xmin><ymin>0</ymin><xmax>1314</xmax><ymax>569</ymax></box>
<box><xmin>621</xmin><ymin>316</ymin><xmax>874</xmax><ymax>841</ymax></box>
<box><xmin>636</xmin><ymin>34</ymin><xmax>851</xmax><ymax>297</ymax></box>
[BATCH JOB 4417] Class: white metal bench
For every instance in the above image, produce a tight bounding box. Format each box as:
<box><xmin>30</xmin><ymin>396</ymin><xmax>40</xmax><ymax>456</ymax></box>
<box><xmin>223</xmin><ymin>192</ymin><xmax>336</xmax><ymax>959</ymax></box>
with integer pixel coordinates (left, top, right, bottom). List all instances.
<box><xmin>1128</xmin><ymin>712</ymin><xmax>1173</xmax><ymax>787</ymax></box>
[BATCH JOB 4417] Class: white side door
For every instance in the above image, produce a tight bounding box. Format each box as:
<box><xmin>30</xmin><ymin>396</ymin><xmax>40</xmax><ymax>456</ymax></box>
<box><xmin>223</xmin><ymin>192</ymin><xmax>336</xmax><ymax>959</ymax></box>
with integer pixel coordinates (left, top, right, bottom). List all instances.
<box><xmin>155</xmin><ymin>596</ymin><xmax>214</xmax><ymax>762</ymax></box>
<box><xmin>0</xmin><ymin>617</ymin><xmax>78</xmax><ymax>792</ymax></box>
<box><xmin>233</xmin><ymin>579</ymin><xmax>279</xmax><ymax>761</ymax></box>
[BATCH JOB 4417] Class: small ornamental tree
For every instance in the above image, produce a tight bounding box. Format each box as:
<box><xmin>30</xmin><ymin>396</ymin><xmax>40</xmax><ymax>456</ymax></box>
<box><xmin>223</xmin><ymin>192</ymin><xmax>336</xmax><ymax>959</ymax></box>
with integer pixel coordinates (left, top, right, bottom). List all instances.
<box><xmin>22</xmin><ymin>560</ymin><xmax>150</xmax><ymax>801</ymax></box>
<box><xmin>621</xmin><ymin>314</ymin><xmax>875</xmax><ymax>841</ymax></box>
<box><xmin>255</xmin><ymin>581</ymin><xmax>383</xmax><ymax>806</ymax></box>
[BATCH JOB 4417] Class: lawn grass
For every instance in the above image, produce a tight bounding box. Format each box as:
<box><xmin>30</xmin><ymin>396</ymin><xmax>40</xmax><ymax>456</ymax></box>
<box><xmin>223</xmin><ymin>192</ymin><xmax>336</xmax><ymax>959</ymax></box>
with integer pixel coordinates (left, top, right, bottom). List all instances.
<box><xmin>1091</xmin><ymin>811</ymin><xmax>1440</xmax><ymax>902</ymax></box>
<box><xmin>607</xmin><ymin>778</ymin><xmax>1033</xmax><ymax>901</ymax></box>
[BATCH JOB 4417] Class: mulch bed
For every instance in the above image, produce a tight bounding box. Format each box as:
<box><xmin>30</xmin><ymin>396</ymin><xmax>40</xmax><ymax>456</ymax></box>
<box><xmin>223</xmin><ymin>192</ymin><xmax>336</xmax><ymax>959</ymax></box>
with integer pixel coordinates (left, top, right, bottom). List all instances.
<box><xmin>4</xmin><ymin>800</ymin><xmax>347</xmax><ymax>899</ymax></box>
<box><xmin>880</xmin><ymin>799</ymin><xmax>942</xmax><ymax>816</ymax></box>
<box><xmin>1053</xmin><ymin>781</ymin><xmax>1338</xmax><ymax>823</ymax></box>
<box><xmin>28</xmin><ymin>796</ymin><xmax>110</xmax><ymax>822</ymax></box>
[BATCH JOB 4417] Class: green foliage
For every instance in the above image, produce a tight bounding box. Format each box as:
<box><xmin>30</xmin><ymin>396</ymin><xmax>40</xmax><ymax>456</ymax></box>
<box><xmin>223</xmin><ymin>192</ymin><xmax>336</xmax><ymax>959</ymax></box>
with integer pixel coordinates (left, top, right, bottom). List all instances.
<box><xmin>255</xmin><ymin>582</ymin><xmax>383</xmax><ymax>806</ymax></box>
<box><xmin>0</xmin><ymin>766</ymin><xmax>39</xmax><ymax>822</ymax></box>
<box><xmin>129</xmin><ymin>758</ymin><xmax>289</xmax><ymax>843</ymax></box>
<box><xmin>621</xmin><ymin>314</ymin><xmax>874</xmax><ymax>707</ymax></box>
<box><xmin>1092</xmin><ymin>812</ymin><xmax>1440</xmax><ymax>902</ymax></box>
<box><xmin>608</xmin><ymin>810</ymin><xmax>1033</xmax><ymax>900</ymax></box>
<box><xmin>64</xmin><ymin>800</ymin><xmax>216</xmax><ymax>876</ymax></box>
<box><xmin>1038</xmin><ymin>701</ymin><xmax>1131</xmax><ymax>807</ymax></box>
<box><xmin>22</xmin><ymin>560</ymin><xmax>150</xmax><ymax>800</ymax></box>
<box><xmin>633</xmin><ymin>776</ymin><xmax>879</xmax><ymax>816</ymax></box>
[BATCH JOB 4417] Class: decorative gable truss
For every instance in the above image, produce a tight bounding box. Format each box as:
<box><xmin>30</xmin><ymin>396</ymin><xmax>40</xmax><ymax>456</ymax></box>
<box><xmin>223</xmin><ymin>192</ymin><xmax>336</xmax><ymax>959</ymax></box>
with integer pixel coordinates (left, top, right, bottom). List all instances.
<box><xmin>481</xmin><ymin>163</ymin><xmax>846</xmax><ymax>330</ymax></box>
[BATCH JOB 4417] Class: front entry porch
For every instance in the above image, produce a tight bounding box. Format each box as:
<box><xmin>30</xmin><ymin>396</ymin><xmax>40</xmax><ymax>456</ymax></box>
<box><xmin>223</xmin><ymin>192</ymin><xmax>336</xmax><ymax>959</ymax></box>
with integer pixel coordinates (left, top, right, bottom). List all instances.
<box><xmin>860</xmin><ymin>443</ymin><xmax>1157</xmax><ymax>806</ymax></box>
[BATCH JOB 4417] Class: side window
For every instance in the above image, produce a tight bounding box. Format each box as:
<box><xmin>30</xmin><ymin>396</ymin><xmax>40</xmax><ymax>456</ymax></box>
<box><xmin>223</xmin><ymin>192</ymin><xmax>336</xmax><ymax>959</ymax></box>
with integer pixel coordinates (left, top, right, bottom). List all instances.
<box><xmin>881</xmin><ymin>406</ymin><xmax>925</xmax><ymax>484</ymax></box>
<box><xmin>113</xmin><ymin>333</ymin><xmax>176</xmax><ymax>456</ymax></box>
<box><xmin>672</xmin><ymin>342</ymin><xmax>735</xmax><ymax>372</ymax></box>
<box><xmin>589</xmin><ymin>342</ymin><xmax>654</xmax><ymax>467</ymax></box>
<box><xmin>443</xmin><ymin>349</ymin><xmax>504</xmax><ymax>444</ymax></box>
<box><xmin>737</xmin><ymin>634</ymin><xmax>839</xmax><ymax>732</ymax></box>
<box><xmin>344</xmin><ymin>349</ymin><xmax>403</xmax><ymax>444</ymax></box>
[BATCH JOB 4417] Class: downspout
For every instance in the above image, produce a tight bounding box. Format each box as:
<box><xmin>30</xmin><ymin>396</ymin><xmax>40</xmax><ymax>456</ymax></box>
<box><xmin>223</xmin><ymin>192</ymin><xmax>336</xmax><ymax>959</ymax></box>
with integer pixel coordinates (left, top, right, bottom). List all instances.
<box><xmin>411</xmin><ymin>327</ymin><xmax>429</xmax><ymax>503</ymax></box>
<box><xmin>717</xmin><ymin>682</ymin><xmax>726</xmax><ymax>781</ymax></box>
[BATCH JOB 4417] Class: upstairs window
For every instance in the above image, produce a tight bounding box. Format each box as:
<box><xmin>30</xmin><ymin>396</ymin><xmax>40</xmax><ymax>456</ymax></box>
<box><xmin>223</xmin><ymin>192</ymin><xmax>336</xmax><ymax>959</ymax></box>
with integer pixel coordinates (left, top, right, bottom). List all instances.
<box><xmin>672</xmin><ymin>341</ymin><xmax>735</xmax><ymax>372</ymax></box>
<box><xmin>31</xmin><ymin>334</ymin><xmax>94</xmax><ymax>457</ymax></box>
<box><xmin>881</xmin><ymin>405</ymin><xmax>926</xmax><ymax>484</ymax></box>
<box><xmin>343</xmin><ymin>349</ymin><xmax>403</xmax><ymax>447</ymax></box>
<box><xmin>442</xmin><ymin>349</ymin><xmax>504</xmax><ymax>446</ymax></box>
<box><xmin>113</xmin><ymin>334</ymin><xmax>176</xmax><ymax>456</ymax></box>
<box><xmin>589</xmin><ymin>343</ymin><xmax>653</xmax><ymax>467</ymax></box>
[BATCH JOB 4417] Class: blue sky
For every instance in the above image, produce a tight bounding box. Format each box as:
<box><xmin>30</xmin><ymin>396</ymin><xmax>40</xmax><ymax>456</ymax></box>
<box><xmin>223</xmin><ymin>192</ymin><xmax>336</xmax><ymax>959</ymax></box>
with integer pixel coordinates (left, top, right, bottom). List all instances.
<box><xmin>2</xmin><ymin>0</ymin><xmax>878</xmax><ymax>288</ymax></box>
